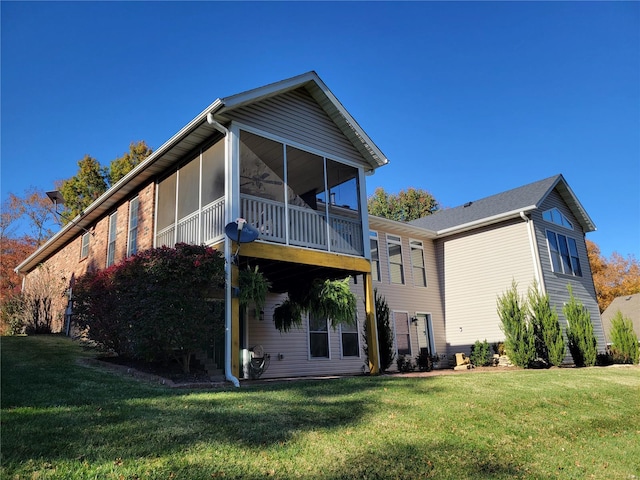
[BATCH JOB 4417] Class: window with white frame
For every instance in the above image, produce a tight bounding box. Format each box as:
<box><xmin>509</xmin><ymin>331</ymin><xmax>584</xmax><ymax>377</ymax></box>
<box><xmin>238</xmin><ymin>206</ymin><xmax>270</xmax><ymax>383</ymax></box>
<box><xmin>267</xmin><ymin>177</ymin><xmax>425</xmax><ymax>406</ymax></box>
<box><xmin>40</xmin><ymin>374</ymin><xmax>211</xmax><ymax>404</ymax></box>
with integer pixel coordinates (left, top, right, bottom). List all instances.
<box><xmin>394</xmin><ymin>311</ymin><xmax>411</xmax><ymax>356</ymax></box>
<box><xmin>546</xmin><ymin>230</ymin><xmax>582</xmax><ymax>276</ymax></box>
<box><xmin>309</xmin><ymin>313</ymin><xmax>329</xmax><ymax>358</ymax></box>
<box><xmin>340</xmin><ymin>319</ymin><xmax>360</xmax><ymax>357</ymax></box>
<box><xmin>387</xmin><ymin>234</ymin><xmax>404</xmax><ymax>284</ymax></box>
<box><xmin>127</xmin><ymin>196</ymin><xmax>139</xmax><ymax>257</ymax></box>
<box><xmin>107</xmin><ymin>212</ymin><xmax>117</xmax><ymax>267</ymax></box>
<box><xmin>410</xmin><ymin>239</ymin><xmax>427</xmax><ymax>287</ymax></box>
<box><xmin>543</xmin><ymin>208</ymin><xmax>573</xmax><ymax>229</ymax></box>
<box><xmin>80</xmin><ymin>232</ymin><xmax>90</xmax><ymax>259</ymax></box>
<box><xmin>370</xmin><ymin>231</ymin><xmax>381</xmax><ymax>282</ymax></box>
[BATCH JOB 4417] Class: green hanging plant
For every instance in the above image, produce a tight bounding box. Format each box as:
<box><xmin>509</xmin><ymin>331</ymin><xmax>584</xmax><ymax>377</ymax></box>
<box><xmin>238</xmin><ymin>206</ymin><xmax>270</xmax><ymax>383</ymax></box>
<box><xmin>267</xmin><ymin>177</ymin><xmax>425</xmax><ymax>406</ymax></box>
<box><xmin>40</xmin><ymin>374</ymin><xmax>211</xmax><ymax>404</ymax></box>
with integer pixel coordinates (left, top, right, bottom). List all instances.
<box><xmin>272</xmin><ymin>277</ymin><xmax>357</xmax><ymax>332</ymax></box>
<box><xmin>273</xmin><ymin>299</ymin><xmax>304</xmax><ymax>332</ymax></box>
<box><xmin>309</xmin><ymin>278</ymin><xmax>357</xmax><ymax>328</ymax></box>
<box><xmin>238</xmin><ymin>265</ymin><xmax>271</xmax><ymax>312</ymax></box>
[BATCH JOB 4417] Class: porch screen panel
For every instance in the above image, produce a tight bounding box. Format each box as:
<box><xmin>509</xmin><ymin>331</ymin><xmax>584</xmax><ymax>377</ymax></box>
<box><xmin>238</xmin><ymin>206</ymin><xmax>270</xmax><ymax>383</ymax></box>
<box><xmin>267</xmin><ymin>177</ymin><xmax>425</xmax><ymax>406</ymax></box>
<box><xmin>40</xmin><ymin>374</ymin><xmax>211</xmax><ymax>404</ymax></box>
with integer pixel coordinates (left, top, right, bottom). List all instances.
<box><xmin>157</xmin><ymin>172</ymin><xmax>177</xmax><ymax>231</ymax></box>
<box><xmin>240</xmin><ymin>131</ymin><xmax>285</xmax><ymax>202</ymax></box>
<box><xmin>286</xmin><ymin>146</ymin><xmax>327</xmax><ymax>249</ymax></box>
<box><xmin>394</xmin><ymin>312</ymin><xmax>411</xmax><ymax>356</ymax></box>
<box><xmin>326</xmin><ymin>159</ymin><xmax>362</xmax><ymax>255</ymax></box>
<box><xmin>177</xmin><ymin>156</ymin><xmax>200</xmax><ymax>219</ymax></box>
<box><xmin>202</xmin><ymin>140</ymin><xmax>225</xmax><ymax>204</ymax></box>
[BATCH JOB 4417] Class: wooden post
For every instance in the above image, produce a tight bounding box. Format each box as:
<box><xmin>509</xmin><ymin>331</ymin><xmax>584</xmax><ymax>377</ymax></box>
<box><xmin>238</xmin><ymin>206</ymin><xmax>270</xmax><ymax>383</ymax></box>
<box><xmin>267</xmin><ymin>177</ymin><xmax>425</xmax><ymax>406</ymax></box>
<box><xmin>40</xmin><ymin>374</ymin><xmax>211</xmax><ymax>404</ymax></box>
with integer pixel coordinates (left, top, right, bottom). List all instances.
<box><xmin>231</xmin><ymin>258</ymin><xmax>240</xmax><ymax>378</ymax></box>
<box><xmin>364</xmin><ymin>272</ymin><xmax>380</xmax><ymax>374</ymax></box>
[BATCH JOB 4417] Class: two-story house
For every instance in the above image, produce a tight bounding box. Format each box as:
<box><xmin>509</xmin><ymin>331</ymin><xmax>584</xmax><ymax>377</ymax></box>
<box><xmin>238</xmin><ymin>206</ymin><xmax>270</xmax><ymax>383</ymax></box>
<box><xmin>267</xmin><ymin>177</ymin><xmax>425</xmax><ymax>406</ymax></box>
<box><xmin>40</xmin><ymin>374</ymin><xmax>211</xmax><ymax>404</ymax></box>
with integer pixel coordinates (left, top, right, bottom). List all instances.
<box><xmin>15</xmin><ymin>72</ymin><xmax>605</xmax><ymax>382</ymax></box>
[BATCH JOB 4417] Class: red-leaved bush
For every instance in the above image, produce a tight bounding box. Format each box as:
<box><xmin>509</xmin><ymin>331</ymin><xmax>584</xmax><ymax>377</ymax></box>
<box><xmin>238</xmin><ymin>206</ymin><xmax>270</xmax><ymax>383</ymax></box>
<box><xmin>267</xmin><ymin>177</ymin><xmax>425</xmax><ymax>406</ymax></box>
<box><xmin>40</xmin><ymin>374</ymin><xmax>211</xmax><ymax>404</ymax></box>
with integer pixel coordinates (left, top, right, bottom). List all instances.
<box><xmin>74</xmin><ymin>243</ymin><xmax>225</xmax><ymax>372</ymax></box>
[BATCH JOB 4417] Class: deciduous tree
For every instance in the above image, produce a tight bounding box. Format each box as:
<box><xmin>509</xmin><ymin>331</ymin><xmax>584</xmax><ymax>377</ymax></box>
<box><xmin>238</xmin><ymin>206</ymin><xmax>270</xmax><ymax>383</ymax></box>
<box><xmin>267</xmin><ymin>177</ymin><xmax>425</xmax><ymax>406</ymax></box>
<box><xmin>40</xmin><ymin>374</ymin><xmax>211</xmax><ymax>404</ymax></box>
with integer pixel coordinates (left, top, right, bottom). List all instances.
<box><xmin>367</xmin><ymin>187</ymin><xmax>439</xmax><ymax>222</ymax></box>
<box><xmin>108</xmin><ymin>141</ymin><xmax>153</xmax><ymax>185</ymax></box>
<box><xmin>587</xmin><ymin>240</ymin><xmax>640</xmax><ymax>312</ymax></box>
<box><xmin>58</xmin><ymin>155</ymin><xmax>108</xmax><ymax>222</ymax></box>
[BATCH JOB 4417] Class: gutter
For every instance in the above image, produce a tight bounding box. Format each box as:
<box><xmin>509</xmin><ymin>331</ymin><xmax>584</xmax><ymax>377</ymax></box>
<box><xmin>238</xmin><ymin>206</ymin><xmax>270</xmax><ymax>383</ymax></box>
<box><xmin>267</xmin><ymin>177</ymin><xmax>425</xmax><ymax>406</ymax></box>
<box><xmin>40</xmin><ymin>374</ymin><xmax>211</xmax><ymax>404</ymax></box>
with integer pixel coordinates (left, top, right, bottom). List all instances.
<box><xmin>207</xmin><ymin>113</ymin><xmax>240</xmax><ymax>388</ymax></box>
<box><xmin>15</xmin><ymin>99</ymin><xmax>226</xmax><ymax>275</ymax></box>
<box><xmin>520</xmin><ymin>211</ymin><xmax>545</xmax><ymax>292</ymax></box>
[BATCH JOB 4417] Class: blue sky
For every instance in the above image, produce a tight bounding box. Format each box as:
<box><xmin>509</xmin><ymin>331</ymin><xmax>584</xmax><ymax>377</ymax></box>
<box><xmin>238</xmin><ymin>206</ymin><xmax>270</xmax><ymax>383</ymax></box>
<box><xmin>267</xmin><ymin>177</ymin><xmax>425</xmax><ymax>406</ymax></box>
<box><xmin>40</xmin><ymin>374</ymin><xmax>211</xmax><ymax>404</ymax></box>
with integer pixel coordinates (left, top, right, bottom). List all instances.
<box><xmin>2</xmin><ymin>1</ymin><xmax>638</xmax><ymax>259</ymax></box>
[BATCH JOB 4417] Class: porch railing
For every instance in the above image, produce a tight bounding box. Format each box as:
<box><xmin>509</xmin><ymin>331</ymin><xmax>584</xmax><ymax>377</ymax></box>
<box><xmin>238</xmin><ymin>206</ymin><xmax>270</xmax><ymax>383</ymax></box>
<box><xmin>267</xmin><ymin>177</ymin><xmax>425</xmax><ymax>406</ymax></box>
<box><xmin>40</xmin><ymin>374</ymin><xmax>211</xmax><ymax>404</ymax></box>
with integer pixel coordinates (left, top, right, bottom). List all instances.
<box><xmin>240</xmin><ymin>194</ymin><xmax>363</xmax><ymax>256</ymax></box>
<box><xmin>156</xmin><ymin>195</ymin><xmax>363</xmax><ymax>256</ymax></box>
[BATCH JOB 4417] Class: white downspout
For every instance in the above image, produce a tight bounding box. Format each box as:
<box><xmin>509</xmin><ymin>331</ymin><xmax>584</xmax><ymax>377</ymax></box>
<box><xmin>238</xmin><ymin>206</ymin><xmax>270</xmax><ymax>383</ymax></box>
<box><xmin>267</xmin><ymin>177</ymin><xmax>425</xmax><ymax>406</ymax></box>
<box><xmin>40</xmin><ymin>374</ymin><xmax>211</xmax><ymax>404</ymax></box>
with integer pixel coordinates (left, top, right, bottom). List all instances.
<box><xmin>208</xmin><ymin>113</ymin><xmax>240</xmax><ymax>388</ymax></box>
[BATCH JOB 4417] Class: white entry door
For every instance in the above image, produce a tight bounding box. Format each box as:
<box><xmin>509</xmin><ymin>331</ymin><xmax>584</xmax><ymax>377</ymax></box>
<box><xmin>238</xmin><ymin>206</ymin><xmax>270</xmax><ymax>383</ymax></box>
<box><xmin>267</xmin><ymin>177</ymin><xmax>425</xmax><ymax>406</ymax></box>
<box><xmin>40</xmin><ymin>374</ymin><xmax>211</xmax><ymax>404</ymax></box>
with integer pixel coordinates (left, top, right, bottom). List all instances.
<box><xmin>416</xmin><ymin>313</ymin><xmax>435</xmax><ymax>356</ymax></box>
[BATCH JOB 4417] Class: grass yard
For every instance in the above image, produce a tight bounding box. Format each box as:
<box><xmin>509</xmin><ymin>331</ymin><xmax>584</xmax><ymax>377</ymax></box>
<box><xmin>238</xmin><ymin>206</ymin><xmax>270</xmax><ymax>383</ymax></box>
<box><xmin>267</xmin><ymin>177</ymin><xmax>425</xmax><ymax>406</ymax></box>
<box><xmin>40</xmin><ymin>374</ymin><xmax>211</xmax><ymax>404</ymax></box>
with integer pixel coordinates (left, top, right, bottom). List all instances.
<box><xmin>1</xmin><ymin>336</ymin><xmax>639</xmax><ymax>479</ymax></box>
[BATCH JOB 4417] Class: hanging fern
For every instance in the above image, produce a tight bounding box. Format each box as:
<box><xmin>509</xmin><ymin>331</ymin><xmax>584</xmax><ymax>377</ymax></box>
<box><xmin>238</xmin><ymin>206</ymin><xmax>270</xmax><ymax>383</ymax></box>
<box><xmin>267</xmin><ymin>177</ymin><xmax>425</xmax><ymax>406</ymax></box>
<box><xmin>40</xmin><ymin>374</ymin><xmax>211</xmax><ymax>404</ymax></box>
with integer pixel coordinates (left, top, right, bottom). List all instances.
<box><xmin>309</xmin><ymin>278</ymin><xmax>357</xmax><ymax>328</ymax></box>
<box><xmin>273</xmin><ymin>299</ymin><xmax>304</xmax><ymax>332</ymax></box>
<box><xmin>273</xmin><ymin>277</ymin><xmax>357</xmax><ymax>332</ymax></box>
<box><xmin>238</xmin><ymin>265</ymin><xmax>271</xmax><ymax>312</ymax></box>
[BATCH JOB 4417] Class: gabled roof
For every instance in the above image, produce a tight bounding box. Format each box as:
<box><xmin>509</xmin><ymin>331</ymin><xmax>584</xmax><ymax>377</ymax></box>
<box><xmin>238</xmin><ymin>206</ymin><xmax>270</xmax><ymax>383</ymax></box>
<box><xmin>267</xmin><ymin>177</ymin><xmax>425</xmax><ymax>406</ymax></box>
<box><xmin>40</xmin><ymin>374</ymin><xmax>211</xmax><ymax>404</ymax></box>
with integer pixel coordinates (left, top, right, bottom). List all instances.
<box><xmin>409</xmin><ymin>174</ymin><xmax>596</xmax><ymax>236</ymax></box>
<box><xmin>15</xmin><ymin>72</ymin><xmax>389</xmax><ymax>274</ymax></box>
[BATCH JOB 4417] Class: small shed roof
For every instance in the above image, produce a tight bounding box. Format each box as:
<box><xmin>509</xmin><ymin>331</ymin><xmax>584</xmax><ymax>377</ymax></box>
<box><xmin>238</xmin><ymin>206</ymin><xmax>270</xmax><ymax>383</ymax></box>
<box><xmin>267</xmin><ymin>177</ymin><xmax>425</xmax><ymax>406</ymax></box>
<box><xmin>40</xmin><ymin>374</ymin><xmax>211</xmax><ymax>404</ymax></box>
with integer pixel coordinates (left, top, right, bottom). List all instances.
<box><xmin>409</xmin><ymin>174</ymin><xmax>596</xmax><ymax>236</ymax></box>
<box><xmin>601</xmin><ymin>293</ymin><xmax>640</xmax><ymax>343</ymax></box>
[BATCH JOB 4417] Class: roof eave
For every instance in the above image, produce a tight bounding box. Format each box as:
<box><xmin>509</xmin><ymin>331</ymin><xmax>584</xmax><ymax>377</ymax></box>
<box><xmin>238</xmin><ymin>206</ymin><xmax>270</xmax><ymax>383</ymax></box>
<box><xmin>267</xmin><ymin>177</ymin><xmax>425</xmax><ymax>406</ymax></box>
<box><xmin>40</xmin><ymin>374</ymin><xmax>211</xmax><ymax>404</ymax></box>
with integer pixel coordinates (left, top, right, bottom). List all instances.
<box><xmin>433</xmin><ymin>206</ymin><xmax>538</xmax><ymax>237</ymax></box>
<box><xmin>15</xmin><ymin>99</ymin><xmax>226</xmax><ymax>275</ymax></box>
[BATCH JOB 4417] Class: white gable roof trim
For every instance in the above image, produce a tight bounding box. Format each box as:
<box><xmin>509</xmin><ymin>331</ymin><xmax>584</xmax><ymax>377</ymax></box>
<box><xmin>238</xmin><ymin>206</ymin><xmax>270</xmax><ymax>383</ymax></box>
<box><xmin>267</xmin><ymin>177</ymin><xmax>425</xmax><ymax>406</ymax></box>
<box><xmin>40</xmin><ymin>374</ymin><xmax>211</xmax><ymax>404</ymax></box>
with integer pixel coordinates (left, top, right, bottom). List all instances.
<box><xmin>15</xmin><ymin>73</ymin><xmax>389</xmax><ymax>274</ymax></box>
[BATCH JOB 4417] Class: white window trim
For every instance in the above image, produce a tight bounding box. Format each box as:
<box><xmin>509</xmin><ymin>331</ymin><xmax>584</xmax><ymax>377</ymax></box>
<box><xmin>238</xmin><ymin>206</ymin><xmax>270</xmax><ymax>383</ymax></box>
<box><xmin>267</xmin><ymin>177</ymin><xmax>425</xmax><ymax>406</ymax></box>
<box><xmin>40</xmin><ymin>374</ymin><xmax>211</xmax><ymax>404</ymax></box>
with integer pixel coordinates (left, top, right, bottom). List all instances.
<box><xmin>127</xmin><ymin>196</ymin><xmax>139</xmax><ymax>257</ymax></box>
<box><xmin>545</xmin><ymin>229</ymin><xmax>582</xmax><ymax>277</ymax></box>
<box><xmin>339</xmin><ymin>318</ymin><xmax>361</xmax><ymax>359</ymax></box>
<box><xmin>542</xmin><ymin>207</ymin><xmax>573</xmax><ymax>230</ymax></box>
<box><xmin>107</xmin><ymin>212</ymin><xmax>118</xmax><ymax>267</ymax></box>
<box><xmin>370</xmin><ymin>230</ymin><xmax>381</xmax><ymax>282</ymax></box>
<box><xmin>387</xmin><ymin>234</ymin><xmax>404</xmax><ymax>285</ymax></box>
<box><xmin>80</xmin><ymin>232</ymin><xmax>90</xmax><ymax>259</ymax></box>
<box><xmin>392</xmin><ymin>310</ymin><xmax>412</xmax><ymax>357</ymax></box>
<box><xmin>409</xmin><ymin>238</ymin><xmax>427</xmax><ymax>288</ymax></box>
<box><xmin>307</xmin><ymin>314</ymin><xmax>331</xmax><ymax>360</ymax></box>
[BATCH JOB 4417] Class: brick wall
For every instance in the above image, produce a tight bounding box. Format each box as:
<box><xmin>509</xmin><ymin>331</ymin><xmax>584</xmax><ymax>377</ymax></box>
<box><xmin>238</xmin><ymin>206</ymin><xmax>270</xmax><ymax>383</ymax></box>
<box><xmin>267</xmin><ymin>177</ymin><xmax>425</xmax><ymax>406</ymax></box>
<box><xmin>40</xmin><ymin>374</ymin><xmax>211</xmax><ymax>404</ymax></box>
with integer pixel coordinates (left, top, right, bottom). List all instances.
<box><xmin>22</xmin><ymin>180</ymin><xmax>156</xmax><ymax>332</ymax></box>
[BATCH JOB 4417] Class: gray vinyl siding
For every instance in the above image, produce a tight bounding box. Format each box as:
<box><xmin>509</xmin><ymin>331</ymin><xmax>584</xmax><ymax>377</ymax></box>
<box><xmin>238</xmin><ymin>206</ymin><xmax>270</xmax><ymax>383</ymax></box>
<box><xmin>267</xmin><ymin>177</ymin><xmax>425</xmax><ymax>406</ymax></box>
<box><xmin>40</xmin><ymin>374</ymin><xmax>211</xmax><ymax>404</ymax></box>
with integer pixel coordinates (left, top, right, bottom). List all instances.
<box><xmin>225</xmin><ymin>88</ymin><xmax>366</xmax><ymax>166</ymax></box>
<box><xmin>439</xmin><ymin>218</ymin><xmax>534</xmax><ymax>356</ymax></box>
<box><xmin>532</xmin><ymin>190</ymin><xmax>606</xmax><ymax>352</ymax></box>
<box><xmin>371</xmin><ymin>228</ymin><xmax>446</xmax><ymax>369</ymax></box>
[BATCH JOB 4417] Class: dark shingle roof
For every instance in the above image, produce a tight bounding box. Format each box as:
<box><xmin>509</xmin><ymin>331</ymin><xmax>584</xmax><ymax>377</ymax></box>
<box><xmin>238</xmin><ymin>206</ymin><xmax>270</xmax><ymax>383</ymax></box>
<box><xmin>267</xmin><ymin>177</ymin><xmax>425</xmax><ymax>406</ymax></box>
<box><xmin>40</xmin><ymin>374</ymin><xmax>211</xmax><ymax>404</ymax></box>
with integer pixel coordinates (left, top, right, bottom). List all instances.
<box><xmin>409</xmin><ymin>174</ymin><xmax>595</xmax><ymax>234</ymax></box>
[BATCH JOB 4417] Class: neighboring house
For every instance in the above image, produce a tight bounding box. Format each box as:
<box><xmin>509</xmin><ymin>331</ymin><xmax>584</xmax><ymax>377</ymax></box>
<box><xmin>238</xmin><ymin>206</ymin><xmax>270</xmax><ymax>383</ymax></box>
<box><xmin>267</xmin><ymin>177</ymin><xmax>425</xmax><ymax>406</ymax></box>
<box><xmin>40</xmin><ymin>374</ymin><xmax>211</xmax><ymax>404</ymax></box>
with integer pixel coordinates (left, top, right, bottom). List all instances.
<box><xmin>601</xmin><ymin>293</ymin><xmax>640</xmax><ymax>344</ymax></box>
<box><xmin>409</xmin><ymin>174</ymin><xmax>606</xmax><ymax>358</ymax></box>
<box><xmin>15</xmin><ymin>72</ymin><xmax>606</xmax><ymax>382</ymax></box>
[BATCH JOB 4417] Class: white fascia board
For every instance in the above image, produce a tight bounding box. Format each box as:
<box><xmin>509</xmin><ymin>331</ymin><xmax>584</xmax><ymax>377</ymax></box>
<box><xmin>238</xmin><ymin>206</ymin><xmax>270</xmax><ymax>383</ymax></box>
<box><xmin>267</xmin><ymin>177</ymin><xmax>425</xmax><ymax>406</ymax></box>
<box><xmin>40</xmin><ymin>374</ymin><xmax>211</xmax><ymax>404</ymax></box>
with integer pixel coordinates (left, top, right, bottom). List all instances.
<box><xmin>16</xmin><ymin>99</ymin><xmax>226</xmax><ymax>274</ymax></box>
<box><xmin>368</xmin><ymin>215</ymin><xmax>437</xmax><ymax>238</ymax></box>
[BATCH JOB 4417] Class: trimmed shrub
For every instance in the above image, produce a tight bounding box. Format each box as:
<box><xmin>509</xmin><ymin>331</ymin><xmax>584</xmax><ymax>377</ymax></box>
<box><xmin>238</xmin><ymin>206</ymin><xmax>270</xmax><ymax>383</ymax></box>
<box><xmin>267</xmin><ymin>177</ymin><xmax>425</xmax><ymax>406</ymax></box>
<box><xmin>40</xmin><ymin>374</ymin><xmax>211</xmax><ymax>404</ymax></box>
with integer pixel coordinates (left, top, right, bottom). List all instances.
<box><xmin>74</xmin><ymin>243</ymin><xmax>225</xmax><ymax>372</ymax></box>
<box><xmin>498</xmin><ymin>280</ymin><xmax>535</xmax><ymax>367</ymax></box>
<box><xmin>363</xmin><ymin>289</ymin><xmax>395</xmax><ymax>372</ymax></box>
<box><xmin>416</xmin><ymin>350</ymin><xmax>434</xmax><ymax>372</ymax></box>
<box><xmin>563</xmin><ymin>285</ymin><xmax>597</xmax><ymax>367</ymax></box>
<box><xmin>608</xmin><ymin>311</ymin><xmax>640</xmax><ymax>365</ymax></box>
<box><xmin>397</xmin><ymin>355</ymin><xmax>415</xmax><ymax>372</ymax></box>
<box><xmin>528</xmin><ymin>283</ymin><xmax>565</xmax><ymax>366</ymax></box>
<box><xmin>470</xmin><ymin>339</ymin><xmax>492</xmax><ymax>367</ymax></box>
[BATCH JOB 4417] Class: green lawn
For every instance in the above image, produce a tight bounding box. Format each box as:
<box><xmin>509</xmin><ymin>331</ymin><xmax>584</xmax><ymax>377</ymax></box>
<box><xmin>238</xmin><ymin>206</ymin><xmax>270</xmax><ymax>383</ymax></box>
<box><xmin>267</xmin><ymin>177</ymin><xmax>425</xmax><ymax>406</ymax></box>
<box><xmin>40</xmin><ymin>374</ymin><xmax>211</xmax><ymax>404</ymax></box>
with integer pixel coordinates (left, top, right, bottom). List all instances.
<box><xmin>2</xmin><ymin>336</ymin><xmax>639</xmax><ymax>479</ymax></box>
